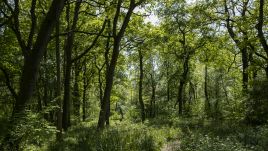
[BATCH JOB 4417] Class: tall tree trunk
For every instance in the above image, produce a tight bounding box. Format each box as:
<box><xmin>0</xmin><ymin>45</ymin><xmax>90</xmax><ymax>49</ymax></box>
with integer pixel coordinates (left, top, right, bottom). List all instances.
<box><xmin>43</xmin><ymin>49</ymin><xmax>49</xmax><ymax>120</ymax></box>
<box><xmin>97</xmin><ymin>38</ymin><xmax>120</xmax><ymax>129</ymax></box>
<box><xmin>256</xmin><ymin>0</ymin><xmax>268</xmax><ymax>79</ymax></box>
<box><xmin>176</xmin><ymin>53</ymin><xmax>190</xmax><ymax>115</ymax></box>
<box><xmin>105</xmin><ymin>20</ymin><xmax>111</xmax><ymax>125</ymax></box>
<box><xmin>224</xmin><ymin>0</ymin><xmax>249</xmax><ymax>91</ymax></box>
<box><xmin>1</xmin><ymin>0</ymin><xmax>65</xmax><ymax>149</ymax></box>
<box><xmin>62</xmin><ymin>0</ymin><xmax>81</xmax><ymax>131</ymax></box>
<box><xmin>62</xmin><ymin>1</ymin><xmax>71</xmax><ymax>130</ymax></box>
<box><xmin>241</xmin><ymin>48</ymin><xmax>248</xmax><ymax>90</ymax></box>
<box><xmin>138</xmin><ymin>49</ymin><xmax>145</xmax><ymax>121</ymax></box>
<box><xmin>55</xmin><ymin>16</ymin><xmax>62</xmax><ymax>141</ymax></box>
<box><xmin>82</xmin><ymin>63</ymin><xmax>87</xmax><ymax>121</ymax></box>
<box><xmin>265</xmin><ymin>67</ymin><xmax>268</xmax><ymax>79</ymax></box>
<box><xmin>73</xmin><ymin>62</ymin><xmax>80</xmax><ymax>118</ymax></box>
<box><xmin>97</xmin><ymin>0</ymin><xmax>141</xmax><ymax>129</ymax></box>
<box><xmin>204</xmin><ymin>64</ymin><xmax>211</xmax><ymax>117</ymax></box>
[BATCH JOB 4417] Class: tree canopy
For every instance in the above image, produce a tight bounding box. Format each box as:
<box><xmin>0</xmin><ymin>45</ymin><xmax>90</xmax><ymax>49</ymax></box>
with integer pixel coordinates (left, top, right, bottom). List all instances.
<box><xmin>0</xmin><ymin>0</ymin><xmax>268</xmax><ymax>150</ymax></box>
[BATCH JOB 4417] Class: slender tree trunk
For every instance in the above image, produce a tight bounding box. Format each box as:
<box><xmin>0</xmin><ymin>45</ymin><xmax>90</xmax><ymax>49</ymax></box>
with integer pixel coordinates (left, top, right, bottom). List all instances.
<box><xmin>138</xmin><ymin>49</ymin><xmax>145</xmax><ymax>121</ymax></box>
<box><xmin>204</xmin><ymin>64</ymin><xmax>210</xmax><ymax>117</ymax></box>
<box><xmin>105</xmin><ymin>19</ymin><xmax>111</xmax><ymax>125</ymax></box>
<box><xmin>62</xmin><ymin>0</ymin><xmax>81</xmax><ymax>131</ymax></box>
<box><xmin>73</xmin><ymin>63</ymin><xmax>80</xmax><ymax>118</ymax></box>
<box><xmin>43</xmin><ymin>50</ymin><xmax>49</xmax><ymax>120</ymax></box>
<box><xmin>224</xmin><ymin>0</ymin><xmax>249</xmax><ymax>91</ymax></box>
<box><xmin>97</xmin><ymin>0</ymin><xmax>139</xmax><ymax>129</ymax></box>
<box><xmin>241</xmin><ymin>48</ymin><xmax>248</xmax><ymax>90</ymax></box>
<box><xmin>256</xmin><ymin>0</ymin><xmax>268</xmax><ymax>79</ymax></box>
<box><xmin>82</xmin><ymin>63</ymin><xmax>87</xmax><ymax>121</ymax></box>
<box><xmin>55</xmin><ymin>16</ymin><xmax>62</xmax><ymax>141</ymax></box>
<box><xmin>265</xmin><ymin>67</ymin><xmax>268</xmax><ymax>79</ymax></box>
<box><xmin>177</xmin><ymin>81</ymin><xmax>184</xmax><ymax>115</ymax></box>
<box><xmin>98</xmin><ymin>38</ymin><xmax>120</xmax><ymax>129</ymax></box>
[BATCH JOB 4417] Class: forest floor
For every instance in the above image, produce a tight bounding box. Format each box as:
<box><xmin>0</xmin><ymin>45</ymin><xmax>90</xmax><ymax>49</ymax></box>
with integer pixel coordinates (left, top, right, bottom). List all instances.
<box><xmin>161</xmin><ymin>140</ymin><xmax>180</xmax><ymax>151</ymax></box>
<box><xmin>19</xmin><ymin>116</ymin><xmax>268</xmax><ymax>151</ymax></box>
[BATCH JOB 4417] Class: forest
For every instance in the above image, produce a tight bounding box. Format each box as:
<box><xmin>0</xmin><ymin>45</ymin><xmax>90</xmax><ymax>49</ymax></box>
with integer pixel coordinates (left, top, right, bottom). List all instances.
<box><xmin>0</xmin><ymin>0</ymin><xmax>268</xmax><ymax>150</ymax></box>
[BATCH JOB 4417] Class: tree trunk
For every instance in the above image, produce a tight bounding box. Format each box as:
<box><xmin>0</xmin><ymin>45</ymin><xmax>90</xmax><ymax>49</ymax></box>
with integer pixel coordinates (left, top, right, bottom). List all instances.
<box><xmin>1</xmin><ymin>0</ymin><xmax>65</xmax><ymax>149</ymax></box>
<box><xmin>138</xmin><ymin>49</ymin><xmax>145</xmax><ymax>121</ymax></box>
<box><xmin>97</xmin><ymin>0</ymin><xmax>138</xmax><ymax>129</ymax></box>
<box><xmin>176</xmin><ymin>53</ymin><xmax>190</xmax><ymax>115</ymax></box>
<box><xmin>55</xmin><ymin>16</ymin><xmax>62</xmax><ymax>141</ymax></box>
<box><xmin>43</xmin><ymin>49</ymin><xmax>50</xmax><ymax>120</ymax></box>
<box><xmin>62</xmin><ymin>0</ymin><xmax>81</xmax><ymax>131</ymax></box>
<box><xmin>256</xmin><ymin>0</ymin><xmax>268</xmax><ymax>79</ymax></box>
<box><xmin>97</xmin><ymin>38</ymin><xmax>120</xmax><ymax>129</ymax></box>
<box><xmin>105</xmin><ymin>19</ymin><xmax>111</xmax><ymax>125</ymax></box>
<box><xmin>224</xmin><ymin>0</ymin><xmax>249</xmax><ymax>91</ymax></box>
<box><xmin>265</xmin><ymin>66</ymin><xmax>268</xmax><ymax>79</ymax></box>
<box><xmin>73</xmin><ymin>62</ymin><xmax>80</xmax><ymax>118</ymax></box>
<box><xmin>204</xmin><ymin>64</ymin><xmax>211</xmax><ymax>117</ymax></box>
<box><xmin>241</xmin><ymin>48</ymin><xmax>248</xmax><ymax>90</ymax></box>
<box><xmin>82</xmin><ymin>63</ymin><xmax>87</xmax><ymax>122</ymax></box>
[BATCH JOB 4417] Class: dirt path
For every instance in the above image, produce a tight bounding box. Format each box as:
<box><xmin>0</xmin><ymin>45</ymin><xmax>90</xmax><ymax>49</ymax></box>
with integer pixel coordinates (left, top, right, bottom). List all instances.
<box><xmin>161</xmin><ymin>140</ymin><xmax>180</xmax><ymax>151</ymax></box>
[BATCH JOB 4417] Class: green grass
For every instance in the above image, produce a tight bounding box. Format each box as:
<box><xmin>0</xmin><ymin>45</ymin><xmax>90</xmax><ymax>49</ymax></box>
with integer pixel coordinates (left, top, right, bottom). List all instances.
<box><xmin>6</xmin><ymin>116</ymin><xmax>267</xmax><ymax>151</ymax></box>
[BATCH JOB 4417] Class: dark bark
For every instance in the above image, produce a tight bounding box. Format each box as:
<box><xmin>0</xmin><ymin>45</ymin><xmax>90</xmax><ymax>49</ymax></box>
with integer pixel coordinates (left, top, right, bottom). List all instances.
<box><xmin>0</xmin><ymin>66</ymin><xmax>18</xmax><ymax>101</ymax></box>
<box><xmin>82</xmin><ymin>86</ymin><xmax>87</xmax><ymax>121</ymax></box>
<box><xmin>97</xmin><ymin>0</ymin><xmax>140</xmax><ymax>129</ymax></box>
<box><xmin>55</xmin><ymin>16</ymin><xmax>62</xmax><ymax>141</ymax></box>
<box><xmin>224</xmin><ymin>0</ymin><xmax>249</xmax><ymax>91</ymax></box>
<box><xmin>94</xmin><ymin>59</ymin><xmax>105</xmax><ymax>107</ymax></box>
<box><xmin>73</xmin><ymin>62</ymin><xmax>81</xmax><ymax>118</ymax></box>
<box><xmin>174</xmin><ymin>31</ymin><xmax>190</xmax><ymax>115</ymax></box>
<box><xmin>241</xmin><ymin>48</ymin><xmax>249</xmax><ymax>90</ymax></box>
<box><xmin>265</xmin><ymin>67</ymin><xmax>268</xmax><ymax>79</ymax></box>
<box><xmin>62</xmin><ymin>0</ymin><xmax>81</xmax><ymax>131</ymax></box>
<box><xmin>138</xmin><ymin>49</ymin><xmax>145</xmax><ymax>121</ymax></box>
<box><xmin>1</xmin><ymin>0</ymin><xmax>65</xmax><ymax>149</ymax></box>
<box><xmin>82</xmin><ymin>63</ymin><xmax>88</xmax><ymax>121</ymax></box>
<box><xmin>105</xmin><ymin>19</ymin><xmax>111</xmax><ymax>126</ymax></box>
<box><xmin>204</xmin><ymin>64</ymin><xmax>211</xmax><ymax>117</ymax></box>
<box><xmin>43</xmin><ymin>50</ymin><xmax>50</xmax><ymax>120</ymax></box>
<box><xmin>256</xmin><ymin>0</ymin><xmax>268</xmax><ymax>79</ymax></box>
<box><xmin>177</xmin><ymin>53</ymin><xmax>190</xmax><ymax>115</ymax></box>
<box><xmin>256</xmin><ymin>0</ymin><xmax>268</xmax><ymax>55</ymax></box>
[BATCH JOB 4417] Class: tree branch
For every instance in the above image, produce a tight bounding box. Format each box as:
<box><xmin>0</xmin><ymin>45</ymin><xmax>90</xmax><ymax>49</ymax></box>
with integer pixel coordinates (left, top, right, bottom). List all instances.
<box><xmin>71</xmin><ymin>19</ymin><xmax>107</xmax><ymax>63</ymax></box>
<box><xmin>113</xmin><ymin>0</ymin><xmax>122</xmax><ymax>37</ymax></box>
<box><xmin>27</xmin><ymin>0</ymin><xmax>37</xmax><ymax>49</ymax></box>
<box><xmin>256</xmin><ymin>0</ymin><xmax>268</xmax><ymax>56</ymax></box>
<box><xmin>0</xmin><ymin>66</ymin><xmax>18</xmax><ymax>100</ymax></box>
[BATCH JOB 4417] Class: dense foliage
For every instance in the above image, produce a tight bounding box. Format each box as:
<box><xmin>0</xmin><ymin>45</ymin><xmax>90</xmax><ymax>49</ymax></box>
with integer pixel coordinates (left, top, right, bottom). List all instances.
<box><xmin>0</xmin><ymin>0</ymin><xmax>268</xmax><ymax>150</ymax></box>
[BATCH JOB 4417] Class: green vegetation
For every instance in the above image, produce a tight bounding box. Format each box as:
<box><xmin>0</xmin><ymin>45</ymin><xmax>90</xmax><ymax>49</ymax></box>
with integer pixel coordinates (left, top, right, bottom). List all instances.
<box><xmin>1</xmin><ymin>0</ymin><xmax>268</xmax><ymax>150</ymax></box>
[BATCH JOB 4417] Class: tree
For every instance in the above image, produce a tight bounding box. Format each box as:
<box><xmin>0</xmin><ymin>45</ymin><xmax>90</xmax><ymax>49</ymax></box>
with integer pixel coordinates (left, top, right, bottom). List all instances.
<box><xmin>97</xmin><ymin>0</ymin><xmax>145</xmax><ymax>129</ymax></box>
<box><xmin>1</xmin><ymin>0</ymin><xmax>66</xmax><ymax>149</ymax></box>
